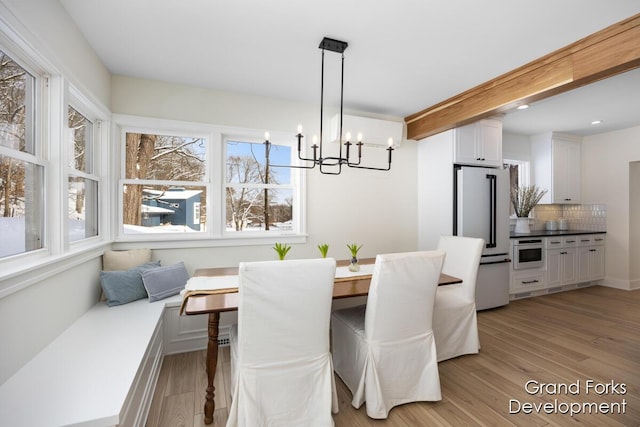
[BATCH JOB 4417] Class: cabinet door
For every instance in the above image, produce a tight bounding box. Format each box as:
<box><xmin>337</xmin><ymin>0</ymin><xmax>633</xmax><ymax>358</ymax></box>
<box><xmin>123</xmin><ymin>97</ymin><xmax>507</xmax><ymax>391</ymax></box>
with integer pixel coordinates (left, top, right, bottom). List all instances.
<box><xmin>577</xmin><ymin>246</ymin><xmax>592</xmax><ymax>282</ymax></box>
<box><xmin>454</xmin><ymin>124</ymin><xmax>478</xmax><ymax>165</ymax></box>
<box><xmin>454</xmin><ymin>119</ymin><xmax>503</xmax><ymax>166</ymax></box>
<box><xmin>546</xmin><ymin>248</ymin><xmax>562</xmax><ymax>287</ymax></box>
<box><xmin>590</xmin><ymin>246</ymin><xmax>606</xmax><ymax>280</ymax></box>
<box><xmin>565</xmin><ymin>142</ymin><xmax>581</xmax><ymax>203</ymax></box>
<box><xmin>561</xmin><ymin>247</ymin><xmax>578</xmax><ymax>284</ymax></box>
<box><xmin>552</xmin><ymin>141</ymin><xmax>569</xmax><ymax>203</ymax></box>
<box><xmin>552</xmin><ymin>140</ymin><xmax>581</xmax><ymax>203</ymax></box>
<box><xmin>478</xmin><ymin>120</ymin><xmax>503</xmax><ymax>167</ymax></box>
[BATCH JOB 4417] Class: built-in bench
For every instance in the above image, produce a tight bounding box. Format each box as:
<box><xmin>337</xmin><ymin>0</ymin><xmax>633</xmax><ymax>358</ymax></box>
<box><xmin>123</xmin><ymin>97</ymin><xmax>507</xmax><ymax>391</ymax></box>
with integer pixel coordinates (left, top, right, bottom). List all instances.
<box><xmin>0</xmin><ymin>294</ymin><xmax>187</xmax><ymax>427</ymax></box>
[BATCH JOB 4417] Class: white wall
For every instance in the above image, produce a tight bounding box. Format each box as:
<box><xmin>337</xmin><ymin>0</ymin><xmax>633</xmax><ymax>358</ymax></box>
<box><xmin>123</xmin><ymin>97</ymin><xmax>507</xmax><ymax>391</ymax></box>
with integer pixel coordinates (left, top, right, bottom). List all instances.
<box><xmin>417</xmin><ymin>130</ymin><xmax>454</xmax><ymax>251</ymax></box>
<box><xmin>1</xmin><ymin>0</ymin><xmax>111</xmax><ymax>107</ymax></box>
<box><xmin>503</xmin><ymin>132</ymin><xmax>532</xmax><ymax>162</ymax></box>
<box><xmin>582</xmin><ymin>125</ymin><xmax>640</xmax><ymax>290</ymax></box>
<box><xmin>111</xmin><ymin>75</ymin><xmax>418</xmax><ymax>327</ymax></box>
<box><xmin>630</xmin><ymin>162</ymin><xmax>640</xmax><ymax>284</ymax></box>
<box><xmin>0</xmin><ymin>1</ymin><xmax>417</xmax><ymax>382</ymax></box>
<box><xmin>0</xmin><ymin>1</ymin><xmax>112</xmax><ymax>384</ymax></box>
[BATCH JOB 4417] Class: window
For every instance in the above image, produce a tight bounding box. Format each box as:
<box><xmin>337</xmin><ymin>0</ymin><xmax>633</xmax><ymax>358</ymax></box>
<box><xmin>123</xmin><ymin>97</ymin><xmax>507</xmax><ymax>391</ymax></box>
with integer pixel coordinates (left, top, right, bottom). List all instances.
<box><xmin>116</xmin><ymin>118</ymin><xmax>303</xmax><ymax>242</ymax></box>
<box><xmin>121</xmin><ymin>131</ymin><xmax>207</xmax><ymax>234</ymax></box>
<box><xmin>67</xmin><ymin>105</ymin><xmax>99</xmax><ymax>242</ymax></box>
<box><xmin>225</xmin><ymin>138</ymin><xmax>294</xmax><ymax>233</ymax></box>
<box><xmin>0</xmin><ymin>48</ymin><xmax>44</xmax><ymax>259</ymax></box>
<box><xmin>504</xmin><ymin>159</ymin><xmax>530</xmax><ymax>216</ymax></box>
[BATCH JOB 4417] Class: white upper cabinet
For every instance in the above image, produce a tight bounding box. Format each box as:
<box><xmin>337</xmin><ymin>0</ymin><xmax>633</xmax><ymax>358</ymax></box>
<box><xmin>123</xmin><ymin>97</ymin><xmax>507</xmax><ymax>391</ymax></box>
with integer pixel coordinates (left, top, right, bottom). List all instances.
<box><xmin>531</xmin><ymin>132</ymin><xmax>582</xmax><ymax>204</ymax></box>
<box><xmin>453</xmin><ymin>118</ymin><xmax>503</xmax><ymax>167</ymax></box>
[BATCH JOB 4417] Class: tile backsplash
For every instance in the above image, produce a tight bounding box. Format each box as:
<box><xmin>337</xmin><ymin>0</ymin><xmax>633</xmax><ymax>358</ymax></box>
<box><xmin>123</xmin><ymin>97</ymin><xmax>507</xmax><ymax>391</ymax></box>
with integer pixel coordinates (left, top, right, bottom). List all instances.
<box><xmin>529</xmin><ymin>204</ymin><xmax>607</xmax><ymax>231</ymax></box>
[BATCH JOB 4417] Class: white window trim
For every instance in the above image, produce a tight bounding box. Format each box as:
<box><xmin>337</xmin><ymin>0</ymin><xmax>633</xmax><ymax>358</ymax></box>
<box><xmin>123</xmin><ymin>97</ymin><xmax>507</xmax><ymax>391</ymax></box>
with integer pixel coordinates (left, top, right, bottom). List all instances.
<box><xmin>112</xmin><ymin>114</ymin><xmax>307</xmax><ymax>247</ymax></box>
<box><xmin>0</xmin><ymin>20</ymin><xmax>111</xmax><ymax>288</ymax></box>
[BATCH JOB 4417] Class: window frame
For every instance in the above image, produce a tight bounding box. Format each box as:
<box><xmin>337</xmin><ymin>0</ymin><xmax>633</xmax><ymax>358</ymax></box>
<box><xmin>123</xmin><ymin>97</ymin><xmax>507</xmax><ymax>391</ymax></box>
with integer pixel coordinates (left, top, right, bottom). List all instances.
<box><xmin>222</xmin><ymin>132</ymin><xmax>300</xmax><ymax>237</ymax></box>
<box><xmin>113</xmin><ymin>115</ymin><xmax>307</xmax><ymax>247</ymax></box>
<box><xmin>66</xmin><ymin>88</ymin><xmax>103</xmax><ymax>246</ymax></box>
<box><xmin>0</xmin><ymin>9</ymin><xmax>112</xmax><ymax>296</ymax></box>
<box><xmin>504</xmin><ymin>158</ymin><xmax>531</xmax><ymax>217</ymax></box>
<box><xmin>0</xmin><ymin>38</ymin><xmax>48</xmax><ymax>265</ymax></box>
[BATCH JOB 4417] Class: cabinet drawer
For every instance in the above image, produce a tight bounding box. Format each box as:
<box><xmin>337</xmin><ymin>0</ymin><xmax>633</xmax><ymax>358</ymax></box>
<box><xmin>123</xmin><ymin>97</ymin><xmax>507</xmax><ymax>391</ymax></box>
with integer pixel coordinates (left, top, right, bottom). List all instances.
<box><xmin>562</xmin><ymin>236</ymin><xmax>578</xmax><ymax>247</ymax></box>
<box><xmin>577</xmin><ymin>235</ymin><xmax>593</xmax><ymax>246</ymax></box>
<box><xmin>511</xmin><ymin>271</ymin><xmax>546</xmax><ymax>292</ymax></box>
<box><xmin>546</xmin><ymin>237</ymin><xmax>563</xmax><ymax>249</ymax></box>
<box><xmin>591</xmin><ymin>235</ymin><xmax>606</xmax><ymax>246</ymax></box>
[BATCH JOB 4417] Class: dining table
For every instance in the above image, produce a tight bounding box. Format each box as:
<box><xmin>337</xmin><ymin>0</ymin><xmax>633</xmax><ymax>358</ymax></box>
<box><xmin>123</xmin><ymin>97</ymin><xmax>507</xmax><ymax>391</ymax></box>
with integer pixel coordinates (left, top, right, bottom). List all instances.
<box><xmin>181</xmin><ymin>257</ymin><xmax>462</xmax><ymax>424</ymax></box>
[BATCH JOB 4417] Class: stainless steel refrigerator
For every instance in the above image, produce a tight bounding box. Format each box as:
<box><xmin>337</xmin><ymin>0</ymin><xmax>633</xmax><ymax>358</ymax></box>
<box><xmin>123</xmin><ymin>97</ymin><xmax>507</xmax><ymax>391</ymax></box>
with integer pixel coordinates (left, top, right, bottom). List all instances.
<box><xmin>453</xmin><ymin>165</ymin><xmax>511</xmax><ymax>309</ymax></box>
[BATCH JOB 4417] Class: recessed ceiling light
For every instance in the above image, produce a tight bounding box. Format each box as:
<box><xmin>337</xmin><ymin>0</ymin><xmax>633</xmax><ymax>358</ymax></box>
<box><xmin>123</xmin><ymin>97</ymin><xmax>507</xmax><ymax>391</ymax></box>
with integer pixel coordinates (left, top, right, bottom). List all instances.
<box><xmin>517</xmin><ymin>104</ymin><xmax>529</xmax><ymax>110</ymax></box>
<box><xmin>591</xmin><ymin>120</ymin><xmax>603</xmax><ymax>125</ymax></box>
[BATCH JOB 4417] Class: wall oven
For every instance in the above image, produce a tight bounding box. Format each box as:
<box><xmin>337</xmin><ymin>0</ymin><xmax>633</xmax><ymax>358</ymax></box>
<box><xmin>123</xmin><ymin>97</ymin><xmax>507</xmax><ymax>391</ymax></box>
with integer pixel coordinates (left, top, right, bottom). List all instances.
<box><xmin>513</xmin><ymin>238</ymin><xmax>544</xmax><ymax>270</ymax></box>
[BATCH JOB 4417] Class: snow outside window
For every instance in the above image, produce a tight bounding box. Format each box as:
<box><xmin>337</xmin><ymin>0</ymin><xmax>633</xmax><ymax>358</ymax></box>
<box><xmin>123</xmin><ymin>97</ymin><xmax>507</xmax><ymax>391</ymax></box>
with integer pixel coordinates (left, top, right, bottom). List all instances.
<box><xmin>0</xmin><ymin>48</ymin><xmax>44</xmax><ymax>259</ymax></box>
<box><xmin>67</xmin><ymin>105</ymin><xmax>99</xmax><ymax>242</ymax></box>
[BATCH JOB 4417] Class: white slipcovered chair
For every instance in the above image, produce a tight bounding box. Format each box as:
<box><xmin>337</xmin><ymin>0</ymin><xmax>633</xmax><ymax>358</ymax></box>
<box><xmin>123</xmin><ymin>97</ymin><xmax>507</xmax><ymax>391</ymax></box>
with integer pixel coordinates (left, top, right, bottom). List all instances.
<box><xmin>226</xmin><ymin>258</ymin><xmax>338</xmax><ymax>427</ymax></box>
<box><xmin>433</xmin><ymin>235</ymin><xmax>484</xmax><ymax>361</ymax></box>
<box><xmin>331</xmin><ymin>250</ymin><xmax>445</xmax><ymax>419</ymax></box>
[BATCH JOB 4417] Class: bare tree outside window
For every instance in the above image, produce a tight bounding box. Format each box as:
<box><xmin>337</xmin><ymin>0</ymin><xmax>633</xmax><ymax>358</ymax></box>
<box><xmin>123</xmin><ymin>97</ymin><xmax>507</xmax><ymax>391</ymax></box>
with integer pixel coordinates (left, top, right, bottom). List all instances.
<box><xmin>67</xmin><ymin>106</ymin><xmax>98</xmax><ymax>242</ymax></box>
<box><xmin>0</xmin><ymin>49</ymin><xmax>43</xmax><ymax>259</ymax></box>
<box><xmin>225</xmin><ymin>140</ymin><xmax>293</xmax><ymax>232</ymax></box>
<box><xmin>122</xmin><ymin>132</ymin><xmax>206</xmax><ymax>233</ymax></box>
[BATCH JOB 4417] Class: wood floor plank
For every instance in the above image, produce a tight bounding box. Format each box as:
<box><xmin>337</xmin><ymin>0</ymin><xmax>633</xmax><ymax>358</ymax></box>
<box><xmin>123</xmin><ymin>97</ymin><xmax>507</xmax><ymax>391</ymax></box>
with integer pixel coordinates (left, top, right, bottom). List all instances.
<box><xmin>146</xmin><ymin>355</ymin><xmax>173</xmax><ymax>427</ymax></box>
<box><xmin>158</xmin><ymin>392</ymin><xmax>195</xmax><ymax>427</ymax></box>
<box><xmin>193</xmin><ymin>350</ymin><xmax>207</xmax><ymax>415</ymax></box>
<box><xmin>147</xmin><ymin>286</ymin><xmax>640</xmax><ymax>426</ymax></box>
<box><xmin>166</xmin><ymin>352</ymin><xmax>198</xmax><ymax>396</ymax></box>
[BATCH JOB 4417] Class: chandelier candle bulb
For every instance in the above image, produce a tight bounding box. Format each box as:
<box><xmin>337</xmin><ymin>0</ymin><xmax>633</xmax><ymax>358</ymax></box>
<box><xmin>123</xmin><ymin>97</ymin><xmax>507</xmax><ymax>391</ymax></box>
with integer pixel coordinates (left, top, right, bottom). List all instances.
<box><xmin>297</xmin><ymin>124</ymin><xmax>303</xmax><ymax>134</ymax></box>
<box><xmin>264</xmin><ymin>131</ymin><xmax>270</xmax><ymax>141</ymax></box>
<box><xmin>387</xmin><ymin>137</ymin><xmax>393</xmax><ymax>147</ymax></box>
<box><xmin>346</xmin><ymin>132</ymin><xmax>351</xmax><ymax>142</ymax></box>
<box><xmin>357</xmin><ymin>132</ymin><xmax>363</xmax><ymax>142</ymax></box>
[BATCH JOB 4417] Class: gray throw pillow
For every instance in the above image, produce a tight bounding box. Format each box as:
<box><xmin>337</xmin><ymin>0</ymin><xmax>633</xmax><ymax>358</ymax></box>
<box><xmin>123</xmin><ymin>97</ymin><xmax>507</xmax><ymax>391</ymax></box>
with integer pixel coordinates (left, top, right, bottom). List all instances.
<box><xmin>100</xmin><ymin>261</ymin><xmax>161</xmax><ymax>306</ymax></box>
<box><xmin>141</xmin><ymin>261</ymin><xmax>190</xmax><ymax>302</ymax></box>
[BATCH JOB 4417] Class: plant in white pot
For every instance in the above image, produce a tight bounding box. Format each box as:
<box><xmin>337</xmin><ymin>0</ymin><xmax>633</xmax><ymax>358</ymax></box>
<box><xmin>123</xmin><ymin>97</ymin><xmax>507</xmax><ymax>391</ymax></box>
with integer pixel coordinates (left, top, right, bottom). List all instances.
<box><xmin>511</xmin><ymin>185</ymin><xmax>548</xmax><ymax>233</ymax></box>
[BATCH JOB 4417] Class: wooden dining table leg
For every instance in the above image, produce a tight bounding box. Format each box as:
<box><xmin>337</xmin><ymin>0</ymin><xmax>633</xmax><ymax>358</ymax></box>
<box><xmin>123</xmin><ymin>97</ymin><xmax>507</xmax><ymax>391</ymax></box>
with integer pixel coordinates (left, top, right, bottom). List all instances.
<box><xmin>204</xmin><ymin>311</ymin><xmax>220</xmax><ymax>425</ymax></box>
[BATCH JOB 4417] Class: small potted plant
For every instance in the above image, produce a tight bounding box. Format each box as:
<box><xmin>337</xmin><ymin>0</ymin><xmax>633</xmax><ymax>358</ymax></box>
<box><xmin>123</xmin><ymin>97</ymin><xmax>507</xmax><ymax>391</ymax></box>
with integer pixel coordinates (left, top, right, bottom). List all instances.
<box><xmin>317</xmin><ymin>244</ymin><xmax>329</xmax><ymax>258</ymax></box>
<box><xmin>346</xmin><ymin>243</ymin><xmax>363</xmax><ymax>272</ymax></box>
<box><xmin>273</xmin><ymin>242</ymin><xmax>291</xmax><ymax>260</ymax></box>
<box><xmin>511</xmin><ymin>185</ymin><xmax>548</xmax><ymax>233</ymax></box>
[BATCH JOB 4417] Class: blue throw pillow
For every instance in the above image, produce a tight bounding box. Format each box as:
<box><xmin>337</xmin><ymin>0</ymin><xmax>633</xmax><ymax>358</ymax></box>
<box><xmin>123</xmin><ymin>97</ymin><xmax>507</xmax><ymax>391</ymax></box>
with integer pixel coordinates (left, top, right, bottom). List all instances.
<box><xmin>141</xmin><ymin>261</ymin><xmax>190</xmax><ymax>302</ymax></box>
<box><xmin>100</xmin><ymin>261</ymin><xmax>161</xmax><ymax>306</ymax></box>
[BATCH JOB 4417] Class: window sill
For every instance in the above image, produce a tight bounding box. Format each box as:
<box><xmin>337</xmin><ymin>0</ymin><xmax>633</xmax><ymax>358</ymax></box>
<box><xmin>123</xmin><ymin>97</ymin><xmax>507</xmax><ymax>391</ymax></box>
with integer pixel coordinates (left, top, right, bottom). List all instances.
<box><xmin>112</xmin><ymin>233</ymin><xmax>308</xmax><ymax>250</ymax></box>
<box><xmin>0</xmin><ymin>241</ymin><xmax>111</xmax><ymax>299</ymax></box>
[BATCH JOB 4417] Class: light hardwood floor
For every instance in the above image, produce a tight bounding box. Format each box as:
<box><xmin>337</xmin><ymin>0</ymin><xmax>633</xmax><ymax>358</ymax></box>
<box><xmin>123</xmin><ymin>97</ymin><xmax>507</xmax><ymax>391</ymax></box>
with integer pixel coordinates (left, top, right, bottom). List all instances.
<box><xmin>146</xmin><ymin>286</ymin><xmax>640</xmax><ymax>426</ymax></box>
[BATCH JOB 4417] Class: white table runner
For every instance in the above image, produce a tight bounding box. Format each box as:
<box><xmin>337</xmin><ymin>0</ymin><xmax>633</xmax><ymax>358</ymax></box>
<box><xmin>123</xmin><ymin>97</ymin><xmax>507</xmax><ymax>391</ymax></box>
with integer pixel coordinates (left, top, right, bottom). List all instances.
<box><xmin>182</xmin><ymin>262</ymin><xmax>375</xmax><ymax>295</ymax></box>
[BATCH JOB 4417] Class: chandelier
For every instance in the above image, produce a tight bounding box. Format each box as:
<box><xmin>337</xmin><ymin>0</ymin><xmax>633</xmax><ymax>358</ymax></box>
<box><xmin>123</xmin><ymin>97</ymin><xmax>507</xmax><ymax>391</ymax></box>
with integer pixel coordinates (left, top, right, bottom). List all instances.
<box><xmin>264</xmin><ymin>37</ymin><xmax>394</xmax><ymax>175</ymax></box>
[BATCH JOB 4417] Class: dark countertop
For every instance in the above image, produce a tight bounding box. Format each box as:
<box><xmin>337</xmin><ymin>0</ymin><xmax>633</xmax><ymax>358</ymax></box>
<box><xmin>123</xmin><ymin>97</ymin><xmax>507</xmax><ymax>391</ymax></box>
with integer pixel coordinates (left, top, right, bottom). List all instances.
<box><xmin>510</xmin><ymin>229</ymin><xmax>606</xmax><ymax>238</ymax></box>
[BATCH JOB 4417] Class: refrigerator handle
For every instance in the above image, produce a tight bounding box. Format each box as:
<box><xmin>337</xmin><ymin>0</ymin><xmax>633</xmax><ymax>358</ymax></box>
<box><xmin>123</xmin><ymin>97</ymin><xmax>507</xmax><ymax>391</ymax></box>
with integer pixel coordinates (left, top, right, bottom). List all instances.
<box><xmin>486</xmin><ymin>174</ymin><xmax>497</xmax><ymax>248</ymax></box>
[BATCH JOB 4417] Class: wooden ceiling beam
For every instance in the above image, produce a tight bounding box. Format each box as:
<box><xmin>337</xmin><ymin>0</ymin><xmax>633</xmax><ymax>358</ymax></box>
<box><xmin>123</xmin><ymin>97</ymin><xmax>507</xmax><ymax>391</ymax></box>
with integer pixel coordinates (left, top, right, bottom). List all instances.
<box><xmin>405</xmin><ymin>13</ymin><xmax>640</xmax><ymax>141</ymax></box>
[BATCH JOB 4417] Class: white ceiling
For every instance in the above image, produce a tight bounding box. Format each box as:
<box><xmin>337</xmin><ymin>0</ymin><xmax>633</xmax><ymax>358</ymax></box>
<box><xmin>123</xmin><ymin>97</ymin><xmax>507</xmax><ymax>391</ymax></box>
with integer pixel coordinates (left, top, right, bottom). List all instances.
<box><xmin>60</xmin><ymin>0</ymin><xmax>640</xmax><ymax>137</ymax></box>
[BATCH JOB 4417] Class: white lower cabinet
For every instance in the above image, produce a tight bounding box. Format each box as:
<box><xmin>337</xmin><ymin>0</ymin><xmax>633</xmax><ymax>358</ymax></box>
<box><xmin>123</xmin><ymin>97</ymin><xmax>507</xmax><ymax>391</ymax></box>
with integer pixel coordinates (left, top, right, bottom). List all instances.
<box><xmin>511</xmin><ymin>233</ymin><xmax>605</xmax><ymax>299</ymax></box>
<box><xmin>546</xmin><ymin>247</ymin><xmax>578</xmax><ymax>287</ymax></box>
<box><xmin>546</xmin><ymin>236</ymin><xmax>579</xmax><ymax>288</ymax></box>
<box><xmin>577</xmin><ymin>238</ymin><xmax>606</xmax><ymax>282</ymax></box>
